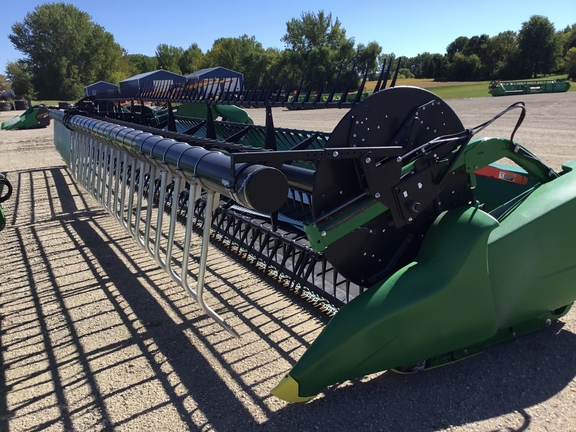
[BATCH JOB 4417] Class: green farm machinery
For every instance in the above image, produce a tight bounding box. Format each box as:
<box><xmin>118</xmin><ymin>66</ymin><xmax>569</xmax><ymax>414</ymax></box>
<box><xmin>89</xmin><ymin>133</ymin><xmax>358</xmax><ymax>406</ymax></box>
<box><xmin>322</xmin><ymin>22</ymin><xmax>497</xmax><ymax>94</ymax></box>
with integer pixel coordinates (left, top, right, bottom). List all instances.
<box><xmin>1</xmin><ymin>104</ymin><xmax>51</xmax><ymax>130</ymax></box>
<box><xmin>489</xmin><ymin>79</ymin><xmax>571</xmax><ymax>96</ymax></box>
<box><xmin>50</xmin><ymin>61</ymin><xmax>576</xmax><ymax>402</ymax></box>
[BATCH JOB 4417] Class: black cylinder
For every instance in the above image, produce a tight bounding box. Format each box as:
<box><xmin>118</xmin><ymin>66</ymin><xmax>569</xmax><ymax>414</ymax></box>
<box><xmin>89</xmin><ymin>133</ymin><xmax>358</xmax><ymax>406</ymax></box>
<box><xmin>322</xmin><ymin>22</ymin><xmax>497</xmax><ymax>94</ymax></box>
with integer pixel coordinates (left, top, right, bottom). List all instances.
<box><xmin>57</xmin><ymin>112</ymin><xmax>289</xmax><ymax>214</ymax></box>
<box><xmin>281</xmin><ymin>164</ymin><xmax>315</xmax><ymax>193</ymax></box>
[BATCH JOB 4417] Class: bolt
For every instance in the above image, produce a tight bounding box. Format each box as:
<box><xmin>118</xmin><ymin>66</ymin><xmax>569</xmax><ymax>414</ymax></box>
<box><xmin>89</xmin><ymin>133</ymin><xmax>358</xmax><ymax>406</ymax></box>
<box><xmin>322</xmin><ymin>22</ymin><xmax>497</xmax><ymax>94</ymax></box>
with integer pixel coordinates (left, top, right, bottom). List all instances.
<box><xmin>474</xmin><ymin>165</ymin><xmax>479</xmax><ymax>170</ymax></box>
<box><xmin>321</xmin><ymin>231</ymin><xmax>327</xmax><ymax>237</ymax></box>
<box><xmin>332</xmin><ymin>151</ymin><xmax>339</xmax><ymax>157</ymax></box>
<box><xmin>396</xmin><ymin>156</ymin><xmax>402</xmax><ymax>163</ymax></box>
<box><xmin>365</xmin><ymin>157</ymin><xmax>372</xmax><ymax>164</ymax></box>
<box><xmin>408</xmin><ymin>217</ymin><xmax>413</xmax><ymax>222</ymax></box>
<box><xmin>410</xmin><ymin>201</ymin><xmax>421</xmax><ymax>213</ymax></box>
<box><xmin>545</xmin><ymin>319</ymin><xmax>552</xmax><ymax>326</ymax></box>
<box><xmin>374</xmin><ymin>192</ymin><xmax>381</xmax><ymax>198</ymax></box>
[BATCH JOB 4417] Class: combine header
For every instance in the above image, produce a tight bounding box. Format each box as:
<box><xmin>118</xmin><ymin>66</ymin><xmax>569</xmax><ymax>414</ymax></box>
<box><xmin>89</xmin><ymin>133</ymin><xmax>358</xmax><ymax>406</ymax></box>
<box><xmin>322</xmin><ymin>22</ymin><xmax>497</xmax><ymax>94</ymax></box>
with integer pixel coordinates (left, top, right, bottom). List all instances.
<box><xmin>1</xmin><ymin>104</ymin><xmax>51</xmax><ymax>130</ymax></box>
<box><xmin>50</xmin><ymin>60</ymin><xmax>576</xmax><ymax>402</ymax></box>
<box><xmin>489</xmin><ymin>79</ymin><xmax>571</xmax><ymax>96</ymax></box>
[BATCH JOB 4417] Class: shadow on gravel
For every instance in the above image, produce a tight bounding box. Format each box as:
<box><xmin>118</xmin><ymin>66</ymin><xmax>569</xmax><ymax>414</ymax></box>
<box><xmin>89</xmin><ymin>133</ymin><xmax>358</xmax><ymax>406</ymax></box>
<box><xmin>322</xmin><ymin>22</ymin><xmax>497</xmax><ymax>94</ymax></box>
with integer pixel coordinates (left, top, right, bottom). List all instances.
<box><xmin>2</xmin><ymin>165</ymin><xmax>575</xmax><ymax>431</ymax></box>
<box><xmin>1</xmin><ymin>166</ymin><xmax>324</xmax><ymax>430</ymax></box>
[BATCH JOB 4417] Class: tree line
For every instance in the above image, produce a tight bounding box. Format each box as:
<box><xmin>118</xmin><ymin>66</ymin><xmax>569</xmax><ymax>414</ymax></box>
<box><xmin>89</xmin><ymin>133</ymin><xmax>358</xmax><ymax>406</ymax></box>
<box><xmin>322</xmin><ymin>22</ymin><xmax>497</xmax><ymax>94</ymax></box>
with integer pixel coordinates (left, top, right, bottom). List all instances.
<box><xmin>404</xmin><ymin>18</ymin><xmax>576</xmax><ymax>81</ymax></box>
<box><xmin>3</xmin><ymin>3</ymin><xmax>576</xmax><ymax>100</ymax></box>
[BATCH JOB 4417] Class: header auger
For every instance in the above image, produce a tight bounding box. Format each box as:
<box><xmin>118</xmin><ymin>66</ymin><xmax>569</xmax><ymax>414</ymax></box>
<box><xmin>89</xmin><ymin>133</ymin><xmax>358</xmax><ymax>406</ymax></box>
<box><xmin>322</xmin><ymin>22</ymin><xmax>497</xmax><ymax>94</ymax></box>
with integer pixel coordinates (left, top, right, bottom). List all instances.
<box><xmin>50</xmin><ymin>62</ymin><xmax>576</xmax><ymax>402</ymax></box>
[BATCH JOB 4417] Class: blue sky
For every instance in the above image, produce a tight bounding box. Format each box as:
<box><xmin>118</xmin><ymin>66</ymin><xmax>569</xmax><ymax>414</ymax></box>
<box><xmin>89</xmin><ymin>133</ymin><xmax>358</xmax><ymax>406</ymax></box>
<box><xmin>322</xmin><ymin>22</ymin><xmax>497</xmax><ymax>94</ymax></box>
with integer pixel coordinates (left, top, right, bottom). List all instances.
<box><xmin>2</xmin><ymin>0</ymin><xmax>575</xmax><ymax>72</ymax></box>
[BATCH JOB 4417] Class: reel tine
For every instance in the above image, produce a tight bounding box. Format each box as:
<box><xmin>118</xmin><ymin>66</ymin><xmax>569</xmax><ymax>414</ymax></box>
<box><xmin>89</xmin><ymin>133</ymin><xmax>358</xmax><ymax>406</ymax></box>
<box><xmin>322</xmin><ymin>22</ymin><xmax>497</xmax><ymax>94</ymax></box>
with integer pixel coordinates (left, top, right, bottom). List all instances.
<box><xmin>325</xmin><ymin>63</ymin><xmax>343</xmax><ymax>104</ymax></box>
<box><xmin>302</xmin><ymin>66</ymin><xmax>318</xmax><ymax>107</ymax></box>
<box><xmin>390</xmin><ymin>56</ymin><xmax>402</xmax><ymax>88</ymax></box>
<box><xmin>282</xmin><ymin>70</ymin><xmax>297</xmax><ymax>105</ymax></box>
<box><xmin>291</xmin><ymin>68</ymin><xmax>306</xmax><ymax>109</ymax></box>
<box><xmin>374</xmin><ymin>57</ymin><xmax>387</xmax><ymax>93</ymax></box>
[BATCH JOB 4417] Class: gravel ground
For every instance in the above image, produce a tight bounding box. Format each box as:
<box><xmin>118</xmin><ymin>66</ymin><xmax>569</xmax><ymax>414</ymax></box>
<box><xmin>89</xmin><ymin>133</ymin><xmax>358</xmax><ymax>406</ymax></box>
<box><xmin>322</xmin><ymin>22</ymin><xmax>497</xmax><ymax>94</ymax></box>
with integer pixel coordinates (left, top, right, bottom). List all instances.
<box><xmin>1</xmin><ymin>91</ymin><xmax>576</xmax><ymax>431</ymax></box>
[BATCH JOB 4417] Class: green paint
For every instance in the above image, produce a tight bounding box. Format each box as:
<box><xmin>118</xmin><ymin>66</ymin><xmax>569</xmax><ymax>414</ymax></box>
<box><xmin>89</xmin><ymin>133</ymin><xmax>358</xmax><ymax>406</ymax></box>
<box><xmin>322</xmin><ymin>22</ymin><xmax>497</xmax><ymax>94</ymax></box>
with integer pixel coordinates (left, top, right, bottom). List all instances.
<box><xmin>304</xmin><ymin>200</ymin><xmax>388</xmax><ymax>252</ymax></box>
<box><xmin>274</xmin><ymin>145</ymin><xmax>576</xmax><ymax>402</ymax></box>
<box><xmin>1</xmin><ymin>105</ymin><xmax>50</xmax><ymax>130</ymax></box>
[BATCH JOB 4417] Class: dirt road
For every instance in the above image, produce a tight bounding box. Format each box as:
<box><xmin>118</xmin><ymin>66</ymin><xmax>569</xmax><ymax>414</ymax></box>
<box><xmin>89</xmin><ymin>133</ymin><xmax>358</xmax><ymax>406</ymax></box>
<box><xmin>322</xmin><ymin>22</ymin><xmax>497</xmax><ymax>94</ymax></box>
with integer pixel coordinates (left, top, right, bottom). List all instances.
<box><xmin>1</xmin><ymin>92</ymin><xmax>576</xmax><ymax>431</ymax></box>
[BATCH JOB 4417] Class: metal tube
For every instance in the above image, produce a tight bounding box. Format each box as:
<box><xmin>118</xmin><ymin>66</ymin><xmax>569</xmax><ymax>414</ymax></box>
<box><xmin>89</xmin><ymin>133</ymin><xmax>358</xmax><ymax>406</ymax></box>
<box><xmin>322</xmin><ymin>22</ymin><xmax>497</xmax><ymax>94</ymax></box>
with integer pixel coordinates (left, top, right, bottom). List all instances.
<box><xmin>144</xmin><ymin>164</ymin><xmax>157</xmax><ymax>256</ymax></box>
<box><xmin>134</xmin><ymin>160</ymin><xmax>146</xmax><ymax>245</ymax></box>
<box><xmin>154</xmin><ymin>170</ymin><xmax>168</xmax><ymax>269</ymax></box>
<box><xmin>197</xmin><ymin>190</ymin><xmax>241</xmax><ymax>338</ymax></box>
<box><xmin>165</xmin><ymin>176</ymin><xmax>182</xmax><ymax>284</ymax></box>
<box><xmin>55</xmin><ymin>112</ymin><xmax>288</xmax><ymax>214</ymax></box>
<box><xmin>181</xmin><ymin>182</ymin><xmax>199</xmax><ymax>299</ymax></box>
<box><xmin>125</xmin><ymin>154</ymin><xmax>137</xmax><ymax>233</ymax></box>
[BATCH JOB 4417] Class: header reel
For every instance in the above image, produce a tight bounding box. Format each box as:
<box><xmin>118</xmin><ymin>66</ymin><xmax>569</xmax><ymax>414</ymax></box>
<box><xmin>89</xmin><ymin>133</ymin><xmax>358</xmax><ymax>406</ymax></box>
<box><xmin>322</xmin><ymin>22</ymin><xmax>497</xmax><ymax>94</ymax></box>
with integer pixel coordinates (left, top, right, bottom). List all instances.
<box><xmin>52</xmin><ymin>70</ymin><xmax>576</xmax><ymax>404</ymax></box>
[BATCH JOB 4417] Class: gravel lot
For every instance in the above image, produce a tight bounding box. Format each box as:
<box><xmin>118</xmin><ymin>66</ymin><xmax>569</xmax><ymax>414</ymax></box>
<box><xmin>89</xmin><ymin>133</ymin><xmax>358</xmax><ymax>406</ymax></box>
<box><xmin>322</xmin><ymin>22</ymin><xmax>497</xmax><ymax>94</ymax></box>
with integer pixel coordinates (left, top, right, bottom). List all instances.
<box><xmin>1</xmin><ymin>91</ymin><xmax>576</xmax><ymax>431</ymax></box>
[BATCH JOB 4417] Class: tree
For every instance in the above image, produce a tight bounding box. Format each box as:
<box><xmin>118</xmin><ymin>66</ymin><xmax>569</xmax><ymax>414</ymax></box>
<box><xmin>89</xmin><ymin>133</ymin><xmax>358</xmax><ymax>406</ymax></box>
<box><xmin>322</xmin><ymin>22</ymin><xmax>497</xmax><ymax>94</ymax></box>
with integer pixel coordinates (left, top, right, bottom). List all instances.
<box><xmin>484</xmin><ymin>31</ymin><xmax>518</xmax><ymax>78</ymax></box>
<box><xmin>9</xmin><ymin>3</ymin><xmax>123</xmax><ymax>99</ymax></box>
<box><xmin>447</xmin><ymin>53</ymin><xmax>481</xmax><ymax>81</ymax></box>
<box><xmin>203</xmin><ymin>35</ymin><xmax>273</xmax><ymax>78</ymax></box>
<box><xmin>110</xmin><ymin>51</ymin><xmax>139</xmax><ymax>82</ymax></box>
<box><xmin>279</xmin><ymin>10</ymin><xmax>357</xmax><ymax>92</ymax></box>
<box><xmin>565</xmin><ymin>47</ymin><xmax>576</xmax><ymax>79</ymax></box>
<box><xmin>354</xmin><ymin>42</ymin><xmax>382</xmax><ymax>76</ymax></box>
<box><xmin>464</xmin><ymin>34</ymin><xmax>489</xmax><ymax>61</ymax></box>
<box><xmin>155</xmin><ymin>44</ymin><xmax>183</xmax><ymax>74</ymax></box>
<box><xmin>517</xmin><ymin>15</ymin><xmax>563</xmax><ymax>77</ymax></box>
<box><xmin>5</xmin><ymin>61</ymin><xmax>35</xmax><ymax>97</ymax></box>
<box><xmin>559</xmin><ymin>23</ymin><xmax>576</xmax><ymax>56</ymax></box>
<box><xmin>125</xmin><ymin>54</ymin><xmax>157</xmax><ymax>75</ymax></box>
<box><xmin>0</xmin><ymin>75</ymin><xmax>10</xmax><ymax>92</ymax></box>
<box><xmin>281</xmin><ymin>11</ymin><xmax>355</xmax><ymax>70</ymax></box>
<box><xmin>404</xmin><ymin>52</ymin><xmax>447</xmax><ymax>79</ymax></box>
<box><xmin>178</xmin><ymin>43</ymin><xmax>204</xmax><ymax>75</ymax></box>
<box><xmin>446</xmin><ymin>36</ymin><xmax>470</xmax><ymax>61</ymax></box>
<box><xmin>397</xmin><ymin>68</ymin><xmax>414</xmax><ymax>79</ymax></box>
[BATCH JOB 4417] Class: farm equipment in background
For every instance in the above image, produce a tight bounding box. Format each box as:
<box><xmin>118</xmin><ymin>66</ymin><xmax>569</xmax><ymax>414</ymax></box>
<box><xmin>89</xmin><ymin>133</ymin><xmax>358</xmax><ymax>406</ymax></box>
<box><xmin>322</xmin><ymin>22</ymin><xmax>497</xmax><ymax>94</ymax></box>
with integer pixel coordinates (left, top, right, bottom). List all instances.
<box><xmin>1</xmin><ymin>104</ymin><xmax>51</xmax><ymax>130</ymax></box>
<box><xmin>50</xmin><ymin>59</ymin><xmax>576</xmax><ymax>402</ymax></box>
<box><xmin>489</xmin><ymin>79</ymin><xmax>571</xmax><ymax>96</ymax></box>
<box><xmin>149</xmin><ymin>103</ymin><xmax>254</xmax><ymax>128</ymax></box>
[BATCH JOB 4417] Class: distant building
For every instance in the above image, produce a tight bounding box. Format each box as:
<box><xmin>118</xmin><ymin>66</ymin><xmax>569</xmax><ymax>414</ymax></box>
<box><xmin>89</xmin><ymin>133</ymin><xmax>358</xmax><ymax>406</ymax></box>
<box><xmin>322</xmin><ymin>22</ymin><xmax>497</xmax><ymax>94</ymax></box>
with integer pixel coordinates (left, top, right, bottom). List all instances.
<box><xmin>185</xmin><ymin>67</ymin><xmax>244</xmax><ymax>96</ymax></box>
<box><xmin>120</xmin><ymin>70</ymin><xmax>186</xmax><ymax>98</ymax></box>
<box><xmin>84</xmin><ymin>81</ymin><xmax>120</xmax><ymax>97</ymax></box>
